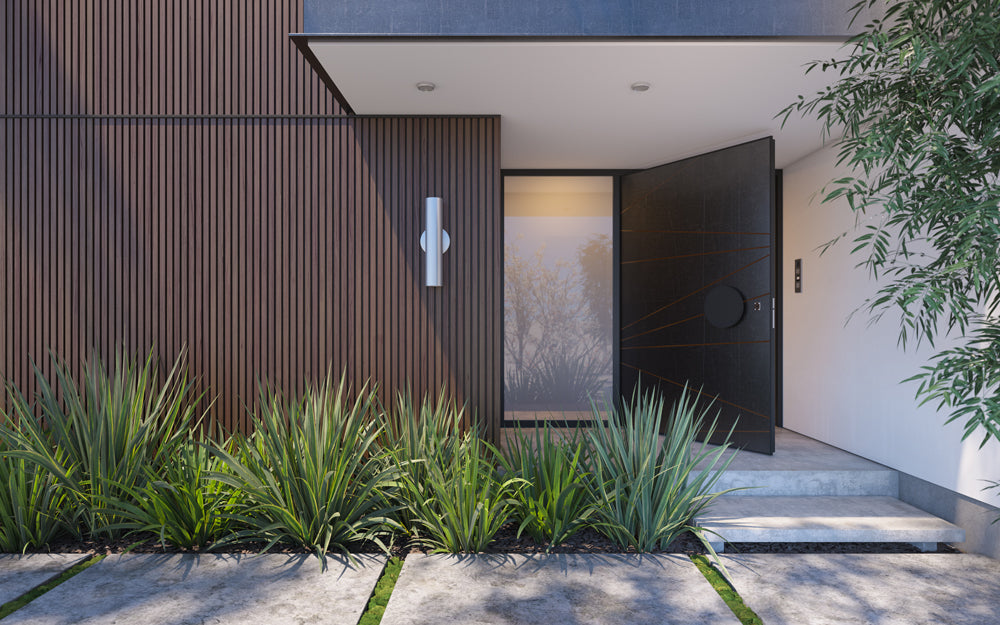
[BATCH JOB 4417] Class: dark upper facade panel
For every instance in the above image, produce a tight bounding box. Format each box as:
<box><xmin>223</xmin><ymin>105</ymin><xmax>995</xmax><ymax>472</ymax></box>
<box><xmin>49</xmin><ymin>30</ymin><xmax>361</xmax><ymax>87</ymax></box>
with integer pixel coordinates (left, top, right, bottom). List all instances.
<box><xmin>303</xmin><ymin>0</ymin><xmax>869</xmax><ymax>38</ymax></box>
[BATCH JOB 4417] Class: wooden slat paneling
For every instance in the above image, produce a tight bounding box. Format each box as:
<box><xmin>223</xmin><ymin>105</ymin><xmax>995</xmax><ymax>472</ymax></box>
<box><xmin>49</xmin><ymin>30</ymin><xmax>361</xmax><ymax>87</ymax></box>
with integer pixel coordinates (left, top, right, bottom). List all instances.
<box><xmin>4</xmin><ymin>0</ymin><xmax>340</xmax><ymax>116</ymax></box>
<box><xmin>1</xmin><ymin>0</ymin><xmax>503</xmax><ymax>437</ymax></box>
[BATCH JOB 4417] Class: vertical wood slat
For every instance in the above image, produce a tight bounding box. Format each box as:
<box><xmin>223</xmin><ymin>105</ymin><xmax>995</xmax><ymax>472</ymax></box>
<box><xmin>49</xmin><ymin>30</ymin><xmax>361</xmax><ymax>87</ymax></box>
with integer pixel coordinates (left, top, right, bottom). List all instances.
<box><xmin>2</xmin><ymin>1</ymin><xmax>503</xmax><ymax>436</ymax></box>
<box><xmin>1</xmin><ymin>118</ymin><xmax>504</xmax><ymax>434</ymax></box>
<box><xmin>5</xmin><ymin>0</ymin><xmax>341</xmax><ymax>117</ymax></box>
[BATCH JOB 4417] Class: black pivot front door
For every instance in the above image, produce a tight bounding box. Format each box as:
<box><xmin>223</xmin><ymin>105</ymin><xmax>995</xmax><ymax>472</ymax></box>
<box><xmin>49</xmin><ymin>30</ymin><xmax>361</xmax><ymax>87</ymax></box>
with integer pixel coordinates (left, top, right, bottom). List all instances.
<box><xmin>620</xmin><ymin>138</ymin><xmax>775</xmax><ymax>454</ymax></box>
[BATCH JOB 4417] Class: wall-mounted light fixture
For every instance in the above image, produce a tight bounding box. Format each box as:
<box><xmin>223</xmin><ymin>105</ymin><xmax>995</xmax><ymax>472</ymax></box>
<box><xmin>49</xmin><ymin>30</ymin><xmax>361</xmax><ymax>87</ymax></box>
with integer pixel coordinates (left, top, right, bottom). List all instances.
<box><xmin>420</xmin><ymin>197</ymin><xmax>450</xmax><ymax>287</ymax></box>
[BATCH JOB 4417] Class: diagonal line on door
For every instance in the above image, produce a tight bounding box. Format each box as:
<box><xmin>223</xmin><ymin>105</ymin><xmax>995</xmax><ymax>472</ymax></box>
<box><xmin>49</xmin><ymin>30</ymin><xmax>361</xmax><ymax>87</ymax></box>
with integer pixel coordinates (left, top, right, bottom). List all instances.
<box><xmin>622</xmin><ymin>313</ymin><xmax>704</xmax><ymax>343</ymax></box>
<box><xmin>621</xmin><ymin>362</ymin><xmax>771</xmax><ymax>421</ymax></box>
<box><xmin>621</xmin><ymin>253</ymin><xmax>770</xmax><ymax>331</ymax></box>
<box><xmin>620</xmin><ymin>245</ymin><xmax>770</xmax><ymax>264</ymax></box>
<box><xmin>622</xmin><ymin>340</ymin><xmax>769</xmax><ymax>349</ymax></box>
<box><xmin>621</xmin><ymin>229</ymin><xmax>770</xmax><ymax>236</ymax></box>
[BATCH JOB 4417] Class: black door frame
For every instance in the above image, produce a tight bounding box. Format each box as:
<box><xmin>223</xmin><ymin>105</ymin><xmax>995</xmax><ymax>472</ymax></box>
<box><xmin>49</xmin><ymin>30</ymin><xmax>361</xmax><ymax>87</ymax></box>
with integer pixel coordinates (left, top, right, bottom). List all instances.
<box><xmin>500</xmin><ymin>169</ymin><xmax>632</xmax><ymax>428</ymax></box>
<box><xmin>774</xmin><ymin>169</ymin><xmax>784</xmax><ymax>429</ymax></box>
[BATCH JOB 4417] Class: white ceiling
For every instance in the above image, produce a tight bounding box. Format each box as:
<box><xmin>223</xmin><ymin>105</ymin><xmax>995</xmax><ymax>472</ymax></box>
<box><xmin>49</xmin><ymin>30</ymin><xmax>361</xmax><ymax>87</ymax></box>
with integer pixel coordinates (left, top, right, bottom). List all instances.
<box><xmin>309</xmin><ymin>40</ymin><xmax>847</xmax><ymax>170</ymax></box>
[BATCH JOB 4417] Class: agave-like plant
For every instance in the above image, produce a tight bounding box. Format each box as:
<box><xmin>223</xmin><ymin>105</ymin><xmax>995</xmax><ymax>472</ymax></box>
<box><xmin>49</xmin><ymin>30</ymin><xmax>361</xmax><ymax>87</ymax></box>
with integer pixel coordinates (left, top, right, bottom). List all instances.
<box><xmin>384</xmin><ymin>390</ymin><xmax>523</xmax><ymax>552</ymax></box>
<box><xmin>504</xmin><ymin>424</ymin><xmax>595</xmax><ymax>551</ymax></box>
<box><xmin>102</xmin><ymin>437</ymin><xmax>244</xmax><ymax>551</ymax></box>
<box><xmin>398</xmin><ymin>431</ymin><xmax>523</xmax><ymax>553</ymax></box>
<box><xmin>0</xmin><ymin>349</ymin><xmax>202</xmax><ymax>539</ymax></box>
<box><xmin>586</xmin><ymin>384</ymin><xmax>739</xmax><ymax>555</ymax></box>
<box><xmin>380</xmin><ymin>389</ymin><xmax>469</xmax><ymax>466</ymax></box>
<box><xmin>208</xmin><ymin>374</ymin><xmax>399</xmax><ymax>563</ymax></box>
<box><xmin>380</xmin><ymin>389</ymin><xmax>469</xmax><ymax>535</ymax></box>
<box><xmin>0</xmin><ymin>435</ymin><xmax>68</xmax><ymax>552</ymax></box>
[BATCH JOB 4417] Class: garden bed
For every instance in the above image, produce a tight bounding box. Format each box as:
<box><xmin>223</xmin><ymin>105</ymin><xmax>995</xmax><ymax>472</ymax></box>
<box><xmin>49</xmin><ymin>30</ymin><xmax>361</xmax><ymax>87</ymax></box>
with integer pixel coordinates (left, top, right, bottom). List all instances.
<box><xmin>26</xmin><ymin>527</ymin><xmax>958</xmax><ymax>557</ymax></box>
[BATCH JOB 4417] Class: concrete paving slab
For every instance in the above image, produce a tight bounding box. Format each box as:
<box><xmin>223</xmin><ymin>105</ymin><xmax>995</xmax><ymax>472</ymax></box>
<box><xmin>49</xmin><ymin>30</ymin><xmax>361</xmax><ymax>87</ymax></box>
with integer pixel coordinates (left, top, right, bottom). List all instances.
<box><xmin>2</xmin><ymin>553</ymin><xmax>385</xmax><ymax>625</ymax></box>
<box><xmin>380</xmin><ymin>553</ymin><xmax>740</xmax><ymax>625</ymax></box>
<box><xmin>0</xmin><ymin>554</ymin><xmax>89</xmax><ymax>606</ymax></box>
<box><xmin>725</xmin><ymin>553</ymin><xmax>1000</xmax><ymax>625</ymax></box>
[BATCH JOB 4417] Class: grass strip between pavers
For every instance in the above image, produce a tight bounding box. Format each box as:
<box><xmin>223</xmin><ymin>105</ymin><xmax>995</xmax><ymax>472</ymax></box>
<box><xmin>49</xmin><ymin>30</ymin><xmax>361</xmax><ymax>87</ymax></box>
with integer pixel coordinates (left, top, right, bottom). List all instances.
<box><xmin>357</xmin><ymin>556</ymin><xmax>404</xmax><ymax>625</ymax></box>
<box><xmin>691</xmin><ymin>554</ymin><xmax>764</xmax><ymax>625</ymax></box>
<box><xmin>0</xmin><ymin>554</ymin><xmax>106</xmax><ymax>620</ymax></box>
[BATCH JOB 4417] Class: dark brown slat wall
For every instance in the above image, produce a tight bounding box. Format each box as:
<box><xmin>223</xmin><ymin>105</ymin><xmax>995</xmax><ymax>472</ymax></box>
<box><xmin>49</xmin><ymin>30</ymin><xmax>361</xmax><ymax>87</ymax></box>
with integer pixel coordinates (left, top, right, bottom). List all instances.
<box><xmin>1</xmin><ymin>1</ymin><xmax>503</xmax><ymax>438</ymax></box>
<box><xmin>3</xmin><ymin>1</ymin><xmax>341</xmax><ymax>116</ymax></box>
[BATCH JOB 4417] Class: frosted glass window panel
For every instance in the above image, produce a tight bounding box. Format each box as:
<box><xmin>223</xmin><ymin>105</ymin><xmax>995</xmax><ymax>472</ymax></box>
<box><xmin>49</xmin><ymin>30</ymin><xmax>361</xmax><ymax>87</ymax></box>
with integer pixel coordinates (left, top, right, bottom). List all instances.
<box><xmin>504</xmin><ymin>177</ymin><xmax>614</xmax><ymax>415</ymax></box>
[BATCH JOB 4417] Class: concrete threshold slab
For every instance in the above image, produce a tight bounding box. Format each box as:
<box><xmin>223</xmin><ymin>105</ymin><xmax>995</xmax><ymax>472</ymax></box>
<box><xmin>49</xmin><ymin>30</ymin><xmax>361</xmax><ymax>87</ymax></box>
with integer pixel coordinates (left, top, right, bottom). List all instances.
<box><xmin>1</xmin><ymin>552</ymin><xmax>385</xmax><ymax>625</ymax></box>
<box><xmin>380</xmin><ymin>553</ymin><xmax>740</xmax><ymax>625</ymax></box>
<box><xmin>699</xmin><ymin>496</ymin><xmax>965</xmax><ymax>547</ymax></box>
<box><xmin>0</xmin><ymin>554</ymin><xmax>89</xmax><ymax>606</ymax></box>
<box><xmin>724</xmin><ymin>553</ymin><xmax>1000</xmax><ymax>625</ymax></box>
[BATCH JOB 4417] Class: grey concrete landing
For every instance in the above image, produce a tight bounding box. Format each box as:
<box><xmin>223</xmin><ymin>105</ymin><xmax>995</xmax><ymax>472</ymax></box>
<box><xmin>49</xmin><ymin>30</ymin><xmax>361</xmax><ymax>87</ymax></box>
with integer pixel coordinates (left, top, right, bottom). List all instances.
<box><xmin>699</xmin><ymin>496</ymin><xmax>965</xmax><ymax>550</ymax></box>
<box><xmin>0</xmin><ymin>554</ymin><xmax>89</xmax><ymax>606</ymax></box>
<box><xmin>696</xmin><ymin>429</ymin><xmax>891</xmax><ymax>472</ymax></box>
<box><xmin>725</xmin><ymin>553</ymin><xmax>1000</xmax><ymax>625</ymax></box>
<box><xmin>1</xmin><ymin>553</ymin><xmax>385</xmax><ymax>625</ymax></box>
<box><xmin>693</xmin><ymin>429</ymin><xmax>899</xmax><ymax>496</ymax></box>
<box><xmin>380</xmin><ymin>554</ymin><xmax>740</xmax><ymax>625</ymax></box>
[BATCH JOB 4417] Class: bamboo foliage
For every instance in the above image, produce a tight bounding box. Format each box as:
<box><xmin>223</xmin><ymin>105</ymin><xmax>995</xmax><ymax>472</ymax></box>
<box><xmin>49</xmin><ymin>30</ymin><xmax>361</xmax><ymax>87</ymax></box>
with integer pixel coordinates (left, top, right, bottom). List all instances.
<box><xmin>781</xmin><ymin>0</ymin><xmax>1000</xmax><ymax>446</ymax></box>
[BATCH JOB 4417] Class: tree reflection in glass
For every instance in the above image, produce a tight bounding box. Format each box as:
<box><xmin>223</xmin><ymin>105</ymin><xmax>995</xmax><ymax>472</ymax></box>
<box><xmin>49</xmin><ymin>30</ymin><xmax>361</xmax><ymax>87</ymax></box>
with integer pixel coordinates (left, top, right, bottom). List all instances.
<box><xmin>503</xmin><ymin>176</ymin><xmax>613</xmax><ymax>417</ymax></box>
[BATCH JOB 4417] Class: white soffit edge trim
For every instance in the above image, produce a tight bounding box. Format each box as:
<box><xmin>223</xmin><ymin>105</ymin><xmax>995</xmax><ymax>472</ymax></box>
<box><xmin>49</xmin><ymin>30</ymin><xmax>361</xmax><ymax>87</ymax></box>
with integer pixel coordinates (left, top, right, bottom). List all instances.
<box><xmin>309</xmin><ymin>40</ymin><xmax>848</xmax><ymax>169</ymax></box>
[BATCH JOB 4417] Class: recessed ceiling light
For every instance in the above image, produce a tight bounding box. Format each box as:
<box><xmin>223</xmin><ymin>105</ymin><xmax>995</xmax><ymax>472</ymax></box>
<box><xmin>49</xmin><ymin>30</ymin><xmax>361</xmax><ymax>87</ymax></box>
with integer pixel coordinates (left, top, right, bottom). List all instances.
<box><xmin>630</xmin><ymin>82</ymin><xmax>651</xmax><ymax>92</ymax></box>
<box><xmin>416</xmin><ymin>82</ymin><xmax>436</xmax><ymax>92</ymax></box>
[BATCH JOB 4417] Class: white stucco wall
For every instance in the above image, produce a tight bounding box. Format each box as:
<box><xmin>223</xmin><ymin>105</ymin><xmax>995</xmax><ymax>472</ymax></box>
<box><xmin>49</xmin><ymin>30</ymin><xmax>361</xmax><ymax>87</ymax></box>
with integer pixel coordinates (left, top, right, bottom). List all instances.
<box><xmin>782</xmin><ymin>143</ymin><xmax>1000</xmax><ymax>507</ymax></box>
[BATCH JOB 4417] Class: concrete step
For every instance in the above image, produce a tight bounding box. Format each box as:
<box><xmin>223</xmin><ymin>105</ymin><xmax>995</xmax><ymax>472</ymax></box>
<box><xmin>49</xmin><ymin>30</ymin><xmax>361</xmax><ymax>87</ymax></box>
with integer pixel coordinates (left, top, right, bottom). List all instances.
<box><xmin>697</xmin><ymin>468</ymin><xmax>899</xmax><ymax>497</ymax></box>
<box><xmin>697</xmin><ymin>496</ymin><xmax>965</xmax><ymax>552</ymax></box>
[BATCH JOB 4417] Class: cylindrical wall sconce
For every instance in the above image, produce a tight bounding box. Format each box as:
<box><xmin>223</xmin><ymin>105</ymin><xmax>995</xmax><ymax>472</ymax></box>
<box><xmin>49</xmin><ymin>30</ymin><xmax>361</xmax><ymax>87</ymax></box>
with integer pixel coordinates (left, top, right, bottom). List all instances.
<box><xmin>420</xmin><ymin>197</ymin><xmax>450</xmax><ymax>287</ymax></box>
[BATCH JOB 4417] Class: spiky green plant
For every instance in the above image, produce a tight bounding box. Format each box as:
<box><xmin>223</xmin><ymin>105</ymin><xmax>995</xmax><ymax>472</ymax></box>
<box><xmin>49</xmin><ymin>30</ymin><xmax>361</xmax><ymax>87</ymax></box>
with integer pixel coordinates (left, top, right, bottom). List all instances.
<box><xmin>0</xmin><ymin>436</ymin><xmax>68</xmax><ymax>552</ymax></box>
<box><xmin>101</xmin><ymin>437</ymin><xmax>244</xmax><ymax>551</ymax></box>
<box><xmin>503</xmin><ymin>425</ymin><xmax>595</xmax><ymax>551</ymax></box>
<box><xmin>0</xmin><ymin>349</ymin><xmax>201</xmax><ymax>539</ymax></box>
<box><xmin>586</xmin><ymin>385</ymin><xmax>739</xmax><ymax>554</ymax></box>
<box><xmin>380</xmin><ymin>390</ymin><xmax>469</xmax><ymax>535</ymax></box>
<box><xmin>208</xmin><ymin>375</ymin><xmax>399</xmax><ymax>562</ymax></box>
<box><xmin>398</xmin><ymin>431</ymin><xmax>523</xmax><ymax>553</ymax></box>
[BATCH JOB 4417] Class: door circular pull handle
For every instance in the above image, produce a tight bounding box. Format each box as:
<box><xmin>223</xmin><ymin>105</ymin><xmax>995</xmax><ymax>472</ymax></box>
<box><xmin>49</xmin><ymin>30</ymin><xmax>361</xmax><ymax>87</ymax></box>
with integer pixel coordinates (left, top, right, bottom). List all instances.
<box><xmin>704</xmin><ymin>285</ymin><xmax>745</xmax><ymax>328</ymax></box>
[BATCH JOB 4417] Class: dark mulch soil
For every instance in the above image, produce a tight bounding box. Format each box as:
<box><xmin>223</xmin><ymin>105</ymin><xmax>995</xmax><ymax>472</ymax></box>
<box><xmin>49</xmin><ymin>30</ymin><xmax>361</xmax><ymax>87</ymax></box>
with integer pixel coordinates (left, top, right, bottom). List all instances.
<box><xmin>40</xmin><ymin>536</ymin><xmax>319</xmax><ymax>557</ymax></box>
<box><xmin>483</xmin><ymin>525</ymin><xmax>707</xmax><ymax>555</ymax></box>
<box><xmin>30</xmin><ymin>524</ymin><xmax>960</xmax><ymax>557</ymax></box>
